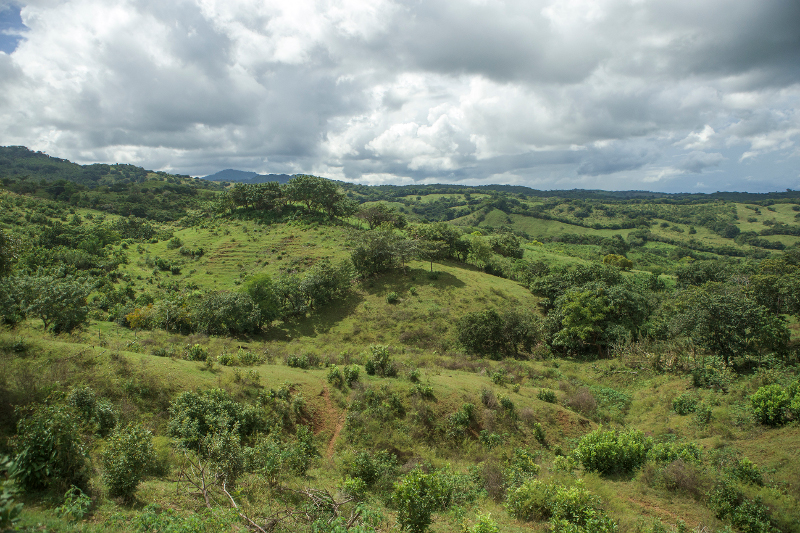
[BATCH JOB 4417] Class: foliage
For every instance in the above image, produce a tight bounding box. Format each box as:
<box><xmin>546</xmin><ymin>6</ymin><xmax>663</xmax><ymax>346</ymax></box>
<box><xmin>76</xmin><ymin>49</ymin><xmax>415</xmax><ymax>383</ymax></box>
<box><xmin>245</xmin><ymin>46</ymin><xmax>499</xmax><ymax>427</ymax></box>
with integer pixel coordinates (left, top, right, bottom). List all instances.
<box><xmin>505</xmin><ymin>479</ymin><xmax>617</xmax><ymax>532</ymax></box>
<box><xmin>456</xmin><ymin>308</ymin><xmax>539</xmax><ymax>359</ymax></box>
<box><xmin>12</xmin><ymin>403</ymin><xmax>88</xmax><ymax>491</ymax></box>
<box><xmin>503</xmin><ymin>448</ymin><xmax>540</xmax><ymax>489</ymax></box>
<box><xmin>343</xmin><ymin>365</ymin><xmax>360</xmax><ymax>386</ymax></box>
<box><xmin>16</xmin><ymin>273</ymin><xmax>92</xmax><ymax>333</ymax></box>
<box><xmin>364</xmin><ymin>345</ymin><xmax>397</xmax><ymax>377</ymax></box>
<box><xmin>327</xmin><ymin>366</ymin><xmax>346</xmax><ymax>390</ymax></box>
<box><xmin>54</xmin><ymin>485</ymin><xmax>92</xmax><ymax>521</ymax></box>
<box><xmin>0</xmin><ymin>458</ymin><xmax>23</xmax><ymax>530</ymax></box>
<box><xmin>168</xmin><ymin>389</ymin><xmax>259</xmax><ymax>449</ymax></box>
<box><xmin>708</xmin><ymin>479</ymin><xmax>777</xmax><ymax>533</ymax></box>
<box><xmin>537</xmin><ymin>389</ymin><xmax>557</xmax><ymax>403</ymax></box>
<box><xmin>574</xmin><ymin>427</ymin><xmax>652</xmax><ymax>476</ymax></box>
<box><xmin>350</xmin><ymin>226</ymin><xmax>415</xmax><ymax>277</ymax></box>
<box><xmin>750</xmin><ymin>384</ymin><xmax>790</xmax><ymax>426</ymax></box>
<box><xmin>241</xmin><ymin>273</ymin><xmax>281</xmax><ymax>324</ymax></box>
<box><xmin>392</xmin><ymin>466</ymin><xmax>479</xmax><ymax>533</ymax></box>
<box><xmin>102</xmin><ymin>423</ymin><xmax>154</xmax><ymax>499</ymax></box>
<box><xmin>132</xmin><ymin>504</ymin><xmax>206</xmax><ymax>533</ymax></box>
<box><xmin>672</xmin><ymin>393</ymin><xmax>698</xmax><ymax>415</ymax></box>
<box><xmin>193</xmin><ymin>291</ymin><xmax>261</xmax><ymax>335</ymax></box>
<box><xmin>386</xmin><ymin>291</ymin><xmax>400</xmax><ymax>304</ymax></box>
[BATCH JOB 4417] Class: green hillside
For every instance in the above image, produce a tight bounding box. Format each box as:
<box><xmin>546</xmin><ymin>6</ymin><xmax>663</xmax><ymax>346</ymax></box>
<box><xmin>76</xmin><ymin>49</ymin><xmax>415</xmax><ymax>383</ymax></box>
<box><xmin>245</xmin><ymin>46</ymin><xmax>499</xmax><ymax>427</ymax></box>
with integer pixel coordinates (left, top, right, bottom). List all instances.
<box><xmin>1</xmin><ymin>149</ymin><xmax>800</xmax><ymax>533</ymax></box>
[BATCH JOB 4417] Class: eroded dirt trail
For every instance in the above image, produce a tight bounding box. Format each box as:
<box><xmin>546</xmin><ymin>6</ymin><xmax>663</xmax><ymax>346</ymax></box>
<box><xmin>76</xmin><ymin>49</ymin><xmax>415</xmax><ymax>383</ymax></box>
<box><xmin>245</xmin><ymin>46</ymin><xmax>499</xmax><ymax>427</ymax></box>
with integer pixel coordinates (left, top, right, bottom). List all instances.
<box><xmin>320</xmin><ymin>385</ymin><xmax>346</xmax><ymax>460</ymax></box>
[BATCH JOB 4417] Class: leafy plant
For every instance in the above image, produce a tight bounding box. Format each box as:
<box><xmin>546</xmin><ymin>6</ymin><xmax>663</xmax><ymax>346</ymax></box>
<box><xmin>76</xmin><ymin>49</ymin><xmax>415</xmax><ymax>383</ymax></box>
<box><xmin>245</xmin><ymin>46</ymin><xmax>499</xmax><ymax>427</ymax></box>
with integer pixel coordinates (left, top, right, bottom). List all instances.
<box><xmin>672</xmin><ymin>393</ymin><xmax>698</xmax><ymax>415</ymax></box>
<box><xmin>537</xmin><ymin>389</ymin><xmax>557</xmax><ymax>403</ymax></box>
<box><xmin>54</xmin><ymin>485</ymin><xmax>92</xmax><ymax>521</ymax></box>
<box><xmin>574</xmin><ymin>426</ymin><xmax>651</xmax><ymax>476</ymax></box>
<box><xmin>364</xmin><ymin>345</ymin><xmax>397</xmax><ymax>377</ymax></box>
<box><xmin>102</xmin><ymin>423</ymin><xmax>154</xmax><ymax>499</ymax></box>
<box><xmin>386</xmin><ymin>291</ymin><xmax>400</xmax><ymax>304</ymax></box>
<box><xmin>13</xmin><ymin>403</ymin><xmax>88</xmax><ymax>491</ymax></box>
<box><xmin>751</xmin><ymin>384</ymin><xmax>789</xmax><ymax>426</ymax></box>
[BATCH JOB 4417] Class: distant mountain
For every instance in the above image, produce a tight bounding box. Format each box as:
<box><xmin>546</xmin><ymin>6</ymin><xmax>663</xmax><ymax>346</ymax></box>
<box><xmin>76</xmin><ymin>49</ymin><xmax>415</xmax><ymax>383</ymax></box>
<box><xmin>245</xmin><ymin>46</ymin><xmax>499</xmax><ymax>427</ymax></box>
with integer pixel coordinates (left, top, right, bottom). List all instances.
<box><xmin>202</xmin><ymin>169</ymin><xmax>293</xmax><ymax>184</ymax></box>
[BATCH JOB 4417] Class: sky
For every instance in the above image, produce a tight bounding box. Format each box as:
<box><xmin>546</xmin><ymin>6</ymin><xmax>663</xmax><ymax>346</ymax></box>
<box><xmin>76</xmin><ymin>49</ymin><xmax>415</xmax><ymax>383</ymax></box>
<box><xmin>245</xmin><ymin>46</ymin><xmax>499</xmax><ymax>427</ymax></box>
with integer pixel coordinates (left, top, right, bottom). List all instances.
<box><xmin>0</xmin><ymin>0</ymin><xmax>799</xmax><ymax>193</ymax></box>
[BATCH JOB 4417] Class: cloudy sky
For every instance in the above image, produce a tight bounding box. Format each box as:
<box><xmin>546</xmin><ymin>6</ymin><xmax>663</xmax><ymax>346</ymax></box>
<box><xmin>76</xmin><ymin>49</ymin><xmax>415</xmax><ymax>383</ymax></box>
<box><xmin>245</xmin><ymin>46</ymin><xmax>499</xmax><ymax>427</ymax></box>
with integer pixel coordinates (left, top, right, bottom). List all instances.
<box><xmin>1</xmin><ymin>0</ymin><xmax>799</xmax><ymax>192</ymax></box>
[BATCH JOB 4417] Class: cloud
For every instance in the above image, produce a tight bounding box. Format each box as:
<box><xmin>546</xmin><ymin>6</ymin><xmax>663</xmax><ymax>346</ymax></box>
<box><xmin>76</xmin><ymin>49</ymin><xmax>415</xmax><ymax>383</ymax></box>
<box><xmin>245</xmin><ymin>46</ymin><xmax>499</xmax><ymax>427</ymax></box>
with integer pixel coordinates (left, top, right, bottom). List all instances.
<box><xmin>676</xmin><ymin>151</ymin><xmax>725</xmax><ymax>173</ymax></box>
<box><xmin>0</xmin><ymin>0</ymin><xmax>797</xmax><ymax>192</ymax></box>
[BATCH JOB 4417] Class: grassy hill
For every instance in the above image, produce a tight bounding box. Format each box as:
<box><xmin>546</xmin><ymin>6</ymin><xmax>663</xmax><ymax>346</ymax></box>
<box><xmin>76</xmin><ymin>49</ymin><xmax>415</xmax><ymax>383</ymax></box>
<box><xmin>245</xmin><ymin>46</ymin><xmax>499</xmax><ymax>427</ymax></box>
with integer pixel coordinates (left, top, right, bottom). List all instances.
<box><xmin>1</xmin><ymin>150</ymin><xmax>800</xmax><ymax>533</ymax></box>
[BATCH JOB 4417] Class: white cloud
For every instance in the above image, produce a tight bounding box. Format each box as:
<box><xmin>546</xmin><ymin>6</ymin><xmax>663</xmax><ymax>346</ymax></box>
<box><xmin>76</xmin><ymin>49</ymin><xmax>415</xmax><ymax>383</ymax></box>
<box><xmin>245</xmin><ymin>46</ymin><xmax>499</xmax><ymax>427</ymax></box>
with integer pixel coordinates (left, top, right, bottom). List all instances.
<box><xmin>0</xmin><ymin>0</ymin><xmax>798</xmax><ymax>191</ymax></box>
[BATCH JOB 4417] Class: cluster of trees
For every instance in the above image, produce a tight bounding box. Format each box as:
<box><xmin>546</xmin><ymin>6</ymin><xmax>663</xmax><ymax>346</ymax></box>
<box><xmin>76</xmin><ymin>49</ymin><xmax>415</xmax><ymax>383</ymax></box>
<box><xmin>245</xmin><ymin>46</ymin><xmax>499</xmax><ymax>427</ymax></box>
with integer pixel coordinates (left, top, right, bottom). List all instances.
<box><xmin>218</xmin><ymin>175</ymin><xmax>357</xmax><ymax>220</ymax></box>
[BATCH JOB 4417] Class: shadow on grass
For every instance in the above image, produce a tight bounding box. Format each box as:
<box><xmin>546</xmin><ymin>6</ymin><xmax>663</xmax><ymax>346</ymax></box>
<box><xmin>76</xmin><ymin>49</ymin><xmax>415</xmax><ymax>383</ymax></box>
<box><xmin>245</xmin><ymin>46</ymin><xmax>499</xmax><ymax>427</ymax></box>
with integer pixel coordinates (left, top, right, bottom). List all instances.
<box><xmin>265</xmin><ymin>291</ymin><xmax>365</xmax><ymax>341</ymax></box>
<box><xmin>360</xmin><ymin>266</ymin><xmax>466</xmax><ymax>296</ymax></box>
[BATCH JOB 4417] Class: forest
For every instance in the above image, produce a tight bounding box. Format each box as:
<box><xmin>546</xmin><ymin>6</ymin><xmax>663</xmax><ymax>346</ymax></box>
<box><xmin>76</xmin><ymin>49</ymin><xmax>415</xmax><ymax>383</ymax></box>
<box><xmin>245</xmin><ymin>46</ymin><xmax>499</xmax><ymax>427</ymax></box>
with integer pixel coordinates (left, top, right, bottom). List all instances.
<box><xmin>0</xmin><ymin>146</ymin><xmax>799</xmax><ymax>533</ymax></box>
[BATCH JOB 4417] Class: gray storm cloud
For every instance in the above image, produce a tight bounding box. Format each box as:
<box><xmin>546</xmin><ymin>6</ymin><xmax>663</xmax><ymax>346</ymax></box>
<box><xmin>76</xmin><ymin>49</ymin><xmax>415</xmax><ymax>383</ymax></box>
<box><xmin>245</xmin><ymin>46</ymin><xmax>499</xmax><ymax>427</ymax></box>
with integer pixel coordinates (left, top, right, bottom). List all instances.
<box><xmin>0</xmin><ymin>0</ymin><xmax>798</xmax><ymax>192</ymax></box>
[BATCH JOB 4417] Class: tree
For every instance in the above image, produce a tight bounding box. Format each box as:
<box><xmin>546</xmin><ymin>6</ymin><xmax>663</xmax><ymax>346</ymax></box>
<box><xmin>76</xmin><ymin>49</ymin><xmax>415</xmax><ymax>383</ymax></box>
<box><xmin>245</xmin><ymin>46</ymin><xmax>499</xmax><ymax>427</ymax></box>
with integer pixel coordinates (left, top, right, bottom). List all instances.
<box><xmin>285</xmin><ymin>174</ymin><xmax>355</xmax><ymax>218</ymax></box>
<box><xmin>350</xmin><ymin>226</ymin><xmax>412</xmax><ymax>277</ymax></box>
<box><xmin>193</xmin><ymin>291</ymin><xmax>261</xmax><ymax>335</ymax></box>
<box><xmin>357</xmin><ymin>203</ymin><xmax>407</xmax><ymax>229</ymax></box>
<box><xmin>456</xmin><ymin>309</ymin><xmax>539</xmax><ymax>359</ymax></box>
<box><xmin>242</xmin><ymin>274</ymin><xmax>281</xmax><ymax>324</ymax></box>
<box><xmin>409</xmin><ymin>223</ymin><xmax>462</xmax><ymax>270</ymax></box>
<box><xmin>0</xmin><ymin>229</ymin><xmax>18</xmax><ymax>277</ymax></box>
<box><xmin>18</xmin><ymin>274</ymin><xmax>92</xmax><ymax>333</ymax></box>
<box><xmin>675</xmin><ymin>283</ymin><xmax>789</xmax><ymax>367</ymax></box>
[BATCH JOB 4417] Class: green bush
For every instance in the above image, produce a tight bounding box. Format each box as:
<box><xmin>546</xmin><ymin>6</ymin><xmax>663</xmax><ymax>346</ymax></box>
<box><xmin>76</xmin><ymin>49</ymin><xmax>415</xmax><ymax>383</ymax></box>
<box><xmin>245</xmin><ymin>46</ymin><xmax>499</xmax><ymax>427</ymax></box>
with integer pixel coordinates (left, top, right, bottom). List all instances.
<box><xmin>537</xmin><ymin>389</ymin><xmax>557</xmax><ymax>403</ymax></box>
<box><xmin>132</xmin><ymin>504</ymin><xmax>206</xmax><ymax>533</ymax></box>
<box><xmin>456</xmin><ymin>308</ymin><xmax>538</xmax><ymax>359</ymax></box>
<box><xmin>392</xmin><ymin>466</ymin><xmax>479</xmax><ymax>533</ymax></box>
<box><xmin>201</xmin><ymin>427</ymin><xmax>244</xmax><ymax>487</ymax></box>
<box><xmin>364</xmin><ymin>345</ymin><xmax>397</xmax><ymax>377</ymax></box>
<box><xmin>0</xmin><ymin>458</ymin><xmax>23</xmax><ymax>530</ymax></box>
<box><xmin>506</xmin><ymin>479</ymin><xmax>617</xmax><ymax>532</ymax></box>
<box><xmin>54</xmin><ymin>485</ymin><xmax>91</xmax><ymax>522</ymax></box>
<box><xmin>287</xmin><ymin>354</ymin><xmax>310</xmax><ymax>369</ymax></box>
<box><xmin>342</xmin><ymin>450</ymin><xmax>398</xmax><ymax>492</ymax></box>
<box><xmin>751</xmin><ymin>384</ymin><xmax>790</xmax><ymax>426</ymax></box>
<box><xmin>672</xmin><ymin>393</ymin><xmax>698</xmax><ymax>415</ymax></box>
<box><xmin>504</xmin><ymin>448</ymin><xmax>540</xmax><ymax>489</ymax></box>
<box><xmin>184</xmin><ymin>343</ymin><xmax>208</xmax><ymax>362</ymax></box>
<box><xmin>647</xmin><ymin>441</ymin><xmax>702</xmax><ymax>464</ymax></box>
<box><xmin>102</xmin><ymin>423</ymin><xmax>154</xmax><ymax>499</ymax></box>
<box><xmin>13</xmin><ymin>404</ymin><xmax>88</xmax><ymax>491</ymax></box>
<box><xmin>574</xmin><ymin>427</ymin><xmax>651</xmax><ymax>476</ymax></box>
<box><xmin>168</xmin><ymin>389</ymin><xmax>259</xmax><ymax>449</ymax></box>
<box><xmin>709</xmin><ymin>479</ymin><xmax>777</xmax><ymax>533</ymax></box>
<box><xmin>193</xmin><ymin>291</ymin><xmax>261</xmax><ymax>335</ymax></box>
<box><xmin>386</xmin><ymin>291</ymin><xmax>400</xmax><ymax>304</ymax></box>
<box><xmin>731</xmin><ymin>457</ymin><xmax>763</xmax><ymax>486</ymax></box>
<box><xmin>327</xmin><ymin>366</ymin><xmax>346</xmax><ymax>390</ymax></box>
<box><xmin>344</xmin><ymin>365</ymin><xmax>360</xmax><ymax>386</ymax></box>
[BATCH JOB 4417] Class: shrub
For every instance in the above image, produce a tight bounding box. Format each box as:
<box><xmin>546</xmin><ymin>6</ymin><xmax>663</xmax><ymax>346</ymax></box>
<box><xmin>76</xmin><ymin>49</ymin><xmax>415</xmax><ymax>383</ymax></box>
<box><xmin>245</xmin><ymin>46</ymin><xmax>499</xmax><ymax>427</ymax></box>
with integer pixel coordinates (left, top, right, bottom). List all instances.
<box><xmin>731</xmin><ymin>457</ymin><xmax>763</xmax><ymax>486</ymax></box>
<box><xmin>184</xmin><ymin>344</ymin><xmax>208</xmax><ymax>362</ymax></box>
<box><xmin>13</xmin><ymin>404</ymin><xmax>88</xmax><ymax>491</ymax></box>
<box><xmin>166</xmin><ymin>237</ymin><xmax>183</xmax><ymax>249</ymax></box>
<box><xmin>751</xmin><ymin>384</ymin><xmax>790</xmax><ymax>426</ymax></box>
<box><xmin>168</xmin><ymin>389</ymin><xmax>258</xmax><ymax>449</ymax></box>
<box><xmin>101</xmin><ymin>424</ymin><xmax>154</xmax><ymax>499</ymax></box>
<box><xmin>386</xmin><ymin>291</ymin><xmax>400</xmax><ymax>304</ymax></box>
<box><xmin>364</xmin><ymin>345</ymin><xmax>397</xmax><ymax>377</ymax></box>
<box><xmin>342</xmin><ymin>450</ymin><xmax>398</xmax><ymax>492</ymax></box>
<box><xmin>201</xmin><ymin>427</ymin><xmax>244</xmax><ymax>487</ymax></box>
<box><xmin>506</xmin><ymin>478</ymin><xmax>616</xmax><ymax>532</ymax></box>
<box><xmin>537</xmin><ymin>389</ymin><xmax>557</xmax><ymax>403</ymax></box>
<box><xmin>672</xmin><ymin>393</ymin><xmax>698</xmax><ymax>415</ymax></box>
<box><xmin>574</xmin><ymin>427</ymin><xmax>651</xmax><ymax>476</ymax></box>
<box><xmin>408</xmin><ymin>368</ymin><xmax>421</xmax><ymax>383</ymax></box>
<box><xmin>455</xmin><ymin>309</ymin><xmax>538</xmax><ymax>359</ymax></box>
<box><xmin>287</xmin><ymin>354</ymin><xmax>310</xmax><ymax>369</ymax></box>
<box><xmin>533</xmin><ymin>423</ymin><xmax>546</xmax><ymax>446</ymax></box>
<box><xmin>0</xmin><ymin>459</ymin><xmax>23</xmax><ymax>530</ymax></box>
<box><xmin>504</xmin><ymin>448</ymin><xmax>540</xmax><ymax>489</ymax></box>
<box><xmin>327</xmin><ymin>366</ymin><xmax>346</xmax><ymax>390</ymax></box>
<box><xmin>564</xmin><ymin>388</ymin><xmax>597</xmax><ymax>417</ymax></box>
<box><xmin>694</xmin><ymin>403</ymin><xmax>713</xmax><ymax>425</ymax></box>
<box><xmin>343</xmin><ymin>365</ymin><xmax>360</xmax><ymax>386</ymax></box>
<box><xmin>193</xmin><ymin>291</ymin><xmax>261</xmax><ymax>335</ymax></box>
<box><xmin>54</xmin><ymin>485</ymin><xmax>91</xmax><ymax>522</ymax></box>
<box><xmin>468</xmin><ymin>513</ymin><xmax>500</xmax><ymax>533</ymax></box>
<box><xmin>709</xmin><ymin>479</ymin><xmax>777</xmax><ymax>533</ymax></box>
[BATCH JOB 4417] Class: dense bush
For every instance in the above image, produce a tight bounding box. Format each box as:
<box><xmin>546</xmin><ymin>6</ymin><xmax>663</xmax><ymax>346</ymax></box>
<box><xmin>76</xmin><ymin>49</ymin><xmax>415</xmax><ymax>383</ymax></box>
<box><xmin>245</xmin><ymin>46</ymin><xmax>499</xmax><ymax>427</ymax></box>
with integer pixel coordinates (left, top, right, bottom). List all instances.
<box><xmin>672</xmin><ymin>393</ymin><xmax>698</xmax><ymax>415</ymax></box>
<box><xmin>13</xmin><ymin>404</ymin><xmax>88</xmax><ymax>491</ymax></box>
<box><xmin>574</xmin><ymin>427</ymin><xmax>651</xmax><ymax>476</ymax></box>
<box><xmin>101</xmin><ymin>423</ymin><xmax>154</xmax><ymax>499</ymax></box>
<box><xmin>193</xmin><ymin>291</ymin><xmax>261</xmax><ymax>335</ymax></box>
<box><xmin>168</xmin><ymin>389</ymin><xmax>259</xmax><ymax>449</ymax></box>
<box><xmin>364</xmin><ymin>345</ymin><xmax>397</xmax><ymax>377</ymax></box>
<box><xmin>750</xmin><ymin>384</ymin><xmax>790</xmax><ymax>426</ymax></box>
<box><xmin>392</xmin><ymin>466</ymin><xmax>479</xmax><ymax>533</ymax></box>
<box><xmin>505</xmin><ymin>479</ymin><xmax>617</xmax><ymax>532</ymax></box>
<box><xmin>456</xmin><ymin>308</ymin><xmax>539</xmax><ymax>359</ymax></box>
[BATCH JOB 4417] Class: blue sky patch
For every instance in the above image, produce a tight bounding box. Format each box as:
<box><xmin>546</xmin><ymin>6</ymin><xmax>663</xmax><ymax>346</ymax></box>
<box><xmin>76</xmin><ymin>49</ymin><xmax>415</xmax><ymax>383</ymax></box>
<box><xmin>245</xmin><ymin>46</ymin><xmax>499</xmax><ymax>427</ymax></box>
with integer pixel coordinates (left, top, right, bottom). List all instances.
<box><xmin>0</xmin><ymin>4</ymin><xmax>27</xmax><ymax>54</ymax></box>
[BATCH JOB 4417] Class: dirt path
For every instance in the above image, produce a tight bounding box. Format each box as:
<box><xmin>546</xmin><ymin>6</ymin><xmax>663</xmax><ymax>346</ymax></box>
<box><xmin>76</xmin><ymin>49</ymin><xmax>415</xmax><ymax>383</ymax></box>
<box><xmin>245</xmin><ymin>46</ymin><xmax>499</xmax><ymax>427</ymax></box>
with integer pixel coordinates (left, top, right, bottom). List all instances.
<box><xmin>320</xmin><ymin>386</ymin><xmax>346</xmax><ymax>460</ymax></box>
